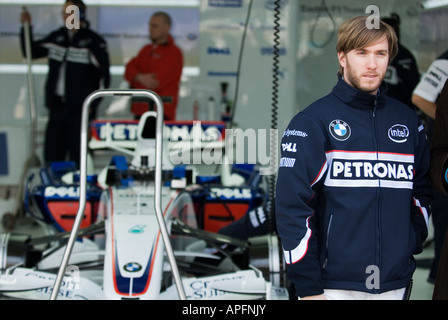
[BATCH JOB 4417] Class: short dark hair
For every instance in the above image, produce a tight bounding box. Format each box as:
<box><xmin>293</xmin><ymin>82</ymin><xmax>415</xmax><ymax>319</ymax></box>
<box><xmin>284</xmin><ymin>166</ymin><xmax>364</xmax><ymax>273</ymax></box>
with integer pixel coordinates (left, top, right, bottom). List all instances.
<box><xmin>66</xmin><ymin>0</ymin><xmax>86</xmax><ymax>11</ymax></box>
<box><xmin>382</xmin><ymin>13</ymin><xmax>400</xmax><ymax>41</ymax></box>
<box><xmin>151</xmin><ymin>11</ymin><xmax>172</xmax><ymax>27</ymax></box>
<box><xmin>66</xmin><ymin>0</ymin><xmax>86</xmax><ymax>20</ymax></box>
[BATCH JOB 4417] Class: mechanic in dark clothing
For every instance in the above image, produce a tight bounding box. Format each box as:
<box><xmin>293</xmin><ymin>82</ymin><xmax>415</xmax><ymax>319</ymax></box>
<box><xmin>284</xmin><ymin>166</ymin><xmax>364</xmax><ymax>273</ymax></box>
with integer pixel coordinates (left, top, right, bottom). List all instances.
<box><xmin>382</xmin><ymin>14</ymin><xmax>447</xmax><ymax>285</ymax></box>
<box><xmin>382</xmin><ymin>14</ymin><xmax>420</xmax><ymax>110</ymax></box>
<box><xmin>276</xmin><ymin>16</ymin><xmax>432</xmax><ymax>300</ymax></box>
<box><xmin>19</xmin><ymin>0</ymin><xmax>110</xmax><ymax>167</ymax></box>
<box><xmin>429</xmin><ymin>80</ymin><xmax>448</xmax><ymax>299</ymax></box>
<box><xmin>413</xmin><ymin>49</ymin><xmax>448</xmax><ymax>284</ymax></box>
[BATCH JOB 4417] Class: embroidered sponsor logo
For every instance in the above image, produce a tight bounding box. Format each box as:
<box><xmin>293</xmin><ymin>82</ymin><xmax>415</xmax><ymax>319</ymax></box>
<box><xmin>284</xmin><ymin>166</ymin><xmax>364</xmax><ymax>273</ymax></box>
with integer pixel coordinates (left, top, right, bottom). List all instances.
<box><xmin>325</xmin><ymin>151</ymin><xmax>414</xmax><ymax>189</ymax></box>
<box><xmin>388</xmin><ymin>124</ymin><xmax>409</xmax><ymax>143</ymax></box>
<box><xmin>66</xmin><ymin>47</ymin><xmax>90</xmax><ymax>64</ymax></box>
<box><xmin>329</xmin><ymin>120</ymin><xmax>351</xmax><ymax>141</ymax></box>
<box><xmin>47</xmin><ymin>45</ymin><xmax>67</xmax><ymax>62</ymax></box>
<box><xmin>282</xmin><ymin>142</ymin><xmax>297</xmax><ymax>153</ymax></box>
<box><xmin>282</xmin><ymin>129</ymin><xmax>308</xmax><ymax>138</ymax></box>
<box><xmin>332</xmin><ymin>160</ymin><xmax>413</xmax><ymax>180</ymax></box>
<box><xmin>279</xmin><ymin>157</ymin><xmax>296</xmax><ymax>168</ymax></box>
<box><xmin>249</xmin><ymin>206</ymin><xmax>266</xmax><ymax>228</ymax></box>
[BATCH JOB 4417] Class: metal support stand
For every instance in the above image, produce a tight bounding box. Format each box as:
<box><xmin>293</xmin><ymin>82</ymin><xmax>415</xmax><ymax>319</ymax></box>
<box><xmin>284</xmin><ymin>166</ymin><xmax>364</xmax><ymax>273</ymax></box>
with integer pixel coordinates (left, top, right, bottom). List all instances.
<box><xmin>50</xmin><ymin>89</ymin><xmax>186</xmax><ymax>300</ymax></box>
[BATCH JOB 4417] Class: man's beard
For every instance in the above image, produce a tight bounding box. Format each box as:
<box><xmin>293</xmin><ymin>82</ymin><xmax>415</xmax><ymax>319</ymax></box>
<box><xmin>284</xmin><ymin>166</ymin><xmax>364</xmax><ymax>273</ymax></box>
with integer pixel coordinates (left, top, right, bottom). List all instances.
<box><xmin>345</xmin><ymin>62</ymin><xmax>384</xmax><ymax>94</ymax></box>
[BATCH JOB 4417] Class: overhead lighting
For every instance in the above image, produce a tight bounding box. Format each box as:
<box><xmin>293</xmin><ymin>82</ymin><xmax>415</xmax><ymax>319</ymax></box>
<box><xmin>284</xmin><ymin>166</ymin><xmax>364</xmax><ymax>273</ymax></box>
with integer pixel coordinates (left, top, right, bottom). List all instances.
<box><xmin>422</xmin><ymin>0</ymin><xmax>448</xmax><ymax>9</ymax></box>
<box><xmin>0</xmin><ymin>64</ymin><xmax>199</xmax><ymax>77</ymax></box>
<box><xmin>0</xmin><ymin>0</ymin><xmax>200</xmax><ymax>6</ymax></box>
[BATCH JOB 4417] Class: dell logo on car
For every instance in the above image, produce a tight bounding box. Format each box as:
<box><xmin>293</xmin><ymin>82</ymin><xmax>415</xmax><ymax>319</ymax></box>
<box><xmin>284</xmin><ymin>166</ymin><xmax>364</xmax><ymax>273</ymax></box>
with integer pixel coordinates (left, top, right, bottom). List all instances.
<box><xmin>388</xmin><ymin>124</ymin><xmax>409</xmax><ymax>143</ymax></box>
<box><xmin>207</xmin><ymin>47</ymin><xmax>231</xmax><ymax>55</ymax></box>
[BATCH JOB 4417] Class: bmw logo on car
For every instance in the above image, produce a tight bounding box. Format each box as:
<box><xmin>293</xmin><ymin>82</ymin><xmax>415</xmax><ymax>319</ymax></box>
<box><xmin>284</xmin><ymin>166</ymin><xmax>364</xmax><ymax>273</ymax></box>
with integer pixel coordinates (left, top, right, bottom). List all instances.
<box><xmin>124</xmin><ymin>262</ymin><xmax>142</xmax><ymax>273</ymax></box>
<box><xmin>329</xmin><ymin>120</ymin><xmax>351</xmax><ymax>141</ymax></box>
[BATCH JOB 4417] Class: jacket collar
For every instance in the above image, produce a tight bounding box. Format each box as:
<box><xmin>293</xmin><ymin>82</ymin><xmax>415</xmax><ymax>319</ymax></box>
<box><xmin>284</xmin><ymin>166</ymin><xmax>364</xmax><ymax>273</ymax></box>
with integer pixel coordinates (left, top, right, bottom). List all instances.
<box><xmin>153</xmin><ymin>34</ymin><xmax>174</xmax><ymax>47</ymax></box>
<box><xmin>332</xmin><ymin>75</ymin><xmax>389</xmax><ymax>110</ymax></box>
<box><xmin>166</xmin><ymin>34</ymin><xmax>174</xmax><ymax>46</ymax></box>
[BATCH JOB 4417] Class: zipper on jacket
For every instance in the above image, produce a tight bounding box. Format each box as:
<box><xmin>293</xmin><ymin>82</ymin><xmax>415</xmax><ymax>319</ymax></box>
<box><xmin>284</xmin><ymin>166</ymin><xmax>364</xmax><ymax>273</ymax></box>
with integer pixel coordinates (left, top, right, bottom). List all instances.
<box><xmin>323</xmin><ymin>209</ymin><xmax>334</xmax><ymax>270</ymax></box>
<box><xmin>372</xmin><ymin>95</ymin><xmax>378</xmax><ymax>117</ymax></box>
<box><xmin>371</xmin><ymin>95</ymin><xmax>381</xmax><ymax>293</ymax></box>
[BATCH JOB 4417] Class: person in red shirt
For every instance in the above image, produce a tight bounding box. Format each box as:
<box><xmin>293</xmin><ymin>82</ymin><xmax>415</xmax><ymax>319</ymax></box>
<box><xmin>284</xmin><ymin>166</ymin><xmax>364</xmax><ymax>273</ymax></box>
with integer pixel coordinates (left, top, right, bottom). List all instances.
<box><xmin>125</xmin><ymin>11</ymin><xmax>183</xmax><ymax>120</ymax></box>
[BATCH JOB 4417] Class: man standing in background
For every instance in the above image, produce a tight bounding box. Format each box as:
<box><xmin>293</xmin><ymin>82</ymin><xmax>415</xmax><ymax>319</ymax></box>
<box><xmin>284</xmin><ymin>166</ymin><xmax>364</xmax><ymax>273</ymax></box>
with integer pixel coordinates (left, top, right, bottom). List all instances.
<box><xmin>19</xmin><ymin>0</ymin><xmax>110</xmax><ymax>167</ymax></box>
<box><xmin>412</xmin><ymin>49</ymin><xmax>448</xmax><ymax>284</ymax></box>
<box><xmin>125</xmin><ymin>11</ymin><xmax>183</xmax><ymax>120</ymax></box>
<box><xmin>382</xmin><ymin>13</ymin><xmax>420</xmax><ymax>110</ymax></box>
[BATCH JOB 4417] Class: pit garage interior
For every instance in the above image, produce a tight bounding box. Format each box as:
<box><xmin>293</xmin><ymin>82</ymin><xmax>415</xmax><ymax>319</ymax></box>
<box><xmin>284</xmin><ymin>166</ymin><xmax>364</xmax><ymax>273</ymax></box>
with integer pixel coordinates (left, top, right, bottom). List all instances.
<box><xmin>0</xmin><ymin>0</ymin><xmax>447</xmax><ymax>300</ymax></box>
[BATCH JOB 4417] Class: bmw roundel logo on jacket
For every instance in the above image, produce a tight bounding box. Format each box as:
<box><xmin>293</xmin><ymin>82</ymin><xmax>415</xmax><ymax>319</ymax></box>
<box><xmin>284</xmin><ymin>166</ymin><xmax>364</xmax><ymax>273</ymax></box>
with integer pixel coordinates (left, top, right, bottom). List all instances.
<box><xmin>329</xmin><ymin>119</ymin><xmax>351</xmax><ymax>141</ymax></box>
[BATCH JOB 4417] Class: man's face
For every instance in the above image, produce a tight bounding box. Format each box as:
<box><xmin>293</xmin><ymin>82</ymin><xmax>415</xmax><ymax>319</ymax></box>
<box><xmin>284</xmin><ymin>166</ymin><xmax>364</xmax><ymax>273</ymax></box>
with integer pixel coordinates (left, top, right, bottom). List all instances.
<box><xmin>338</xmin><ymin>35</ymin><xmax>390</xmax><ymax>95</ymax></box>
<box><xmin>149</xmin><ymin>15</ymin><xmax>169</xmax><ymax>44</ymax></box>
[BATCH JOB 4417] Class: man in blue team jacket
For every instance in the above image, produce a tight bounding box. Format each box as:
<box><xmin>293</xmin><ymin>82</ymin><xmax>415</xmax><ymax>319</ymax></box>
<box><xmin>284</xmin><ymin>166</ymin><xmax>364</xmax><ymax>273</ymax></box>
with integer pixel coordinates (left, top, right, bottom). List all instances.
<box><xmin>275</xmin><ymin>16</ymin><xmax>433</xmax><ymax>300</ymax></box>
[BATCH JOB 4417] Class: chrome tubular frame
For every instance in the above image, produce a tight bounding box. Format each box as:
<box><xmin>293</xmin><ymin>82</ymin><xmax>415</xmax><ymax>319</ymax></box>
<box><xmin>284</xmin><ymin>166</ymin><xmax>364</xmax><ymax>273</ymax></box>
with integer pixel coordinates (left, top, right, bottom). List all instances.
<box><xmin>50</xmin><ymin>89</ymin><xmax>186</xmax><ymax>300</ymax></box>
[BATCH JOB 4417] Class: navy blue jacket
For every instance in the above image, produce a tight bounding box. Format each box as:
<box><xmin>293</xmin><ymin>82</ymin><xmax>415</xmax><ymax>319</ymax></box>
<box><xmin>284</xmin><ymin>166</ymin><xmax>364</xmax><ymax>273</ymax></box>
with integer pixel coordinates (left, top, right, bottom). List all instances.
<box><xmin>20</xmin><ymin>23</ymin><xmax>110</xmax><ymax>111</ymax></box>
<box><xmin>276</xmin><ymin>76</ymin><xmax>433</xmax><ymax>298</ymax></box>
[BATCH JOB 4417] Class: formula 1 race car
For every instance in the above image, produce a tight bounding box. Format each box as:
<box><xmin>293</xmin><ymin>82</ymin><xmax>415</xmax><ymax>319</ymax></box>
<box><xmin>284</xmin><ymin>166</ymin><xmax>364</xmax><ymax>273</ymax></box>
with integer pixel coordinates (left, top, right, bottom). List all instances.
<box><xmin>0</xmin><ymin>90</ymin><xmax>287</xmax><ymax>300</ymax></box>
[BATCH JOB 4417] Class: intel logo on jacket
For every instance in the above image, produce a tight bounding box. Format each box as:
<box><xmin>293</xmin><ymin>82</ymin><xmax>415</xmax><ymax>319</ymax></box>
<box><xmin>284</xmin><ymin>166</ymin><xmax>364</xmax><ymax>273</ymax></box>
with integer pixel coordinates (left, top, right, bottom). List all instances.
<box><xmin>388</xmin><ymin>124</ymin><xmax>409</xmax><ymax>143</ymax></box>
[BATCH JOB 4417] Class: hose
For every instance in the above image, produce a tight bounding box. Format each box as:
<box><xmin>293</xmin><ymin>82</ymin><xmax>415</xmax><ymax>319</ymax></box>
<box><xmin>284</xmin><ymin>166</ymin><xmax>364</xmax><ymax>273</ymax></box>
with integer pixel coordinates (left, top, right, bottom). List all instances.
<box><xmin>229</xmin><ymin>0</ymin><xmax>253</xmax><ymax>128</ymax></box>
<box><xmin>310</xmin><ymin>0</ymin><xmax>336</xmax><ymax>49</ymax></box>
<box><xmin>268</xmin><ymin>0</ymin><xmax>281</xmax><ymax>233</ymax></box>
